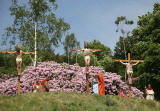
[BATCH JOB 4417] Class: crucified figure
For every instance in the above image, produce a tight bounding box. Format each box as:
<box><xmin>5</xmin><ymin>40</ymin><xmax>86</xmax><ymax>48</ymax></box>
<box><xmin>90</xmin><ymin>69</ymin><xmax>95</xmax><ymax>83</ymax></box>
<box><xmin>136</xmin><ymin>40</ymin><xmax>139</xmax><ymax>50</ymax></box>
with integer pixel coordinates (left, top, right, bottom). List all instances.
<box><xmin>71</xmin><ymin>41</ymin><xmax>101</xmax><ymax>93</ymax></box>
<box><xmin>2</xmin><ymin>44</ymin><xmax>35</xmax><ymax>75</ymax></box>
<box><xmin>120</xmin><ymin>60</ymin><xmax>139</xmax><ymax>85</ymax></box>
<box><xmin>2</xmin><ymin>44</ymin><xmax>34</xmax><ymax>95</ymax></box>
<box><xmin>72</xmin><ymin>41</ymin><xmax>101</xmax><ymax>73</ymax></box>
<box><xmin>115</xmin><ymin>53</ymin><xmax>144</xmax><ymax>97</ymax></box>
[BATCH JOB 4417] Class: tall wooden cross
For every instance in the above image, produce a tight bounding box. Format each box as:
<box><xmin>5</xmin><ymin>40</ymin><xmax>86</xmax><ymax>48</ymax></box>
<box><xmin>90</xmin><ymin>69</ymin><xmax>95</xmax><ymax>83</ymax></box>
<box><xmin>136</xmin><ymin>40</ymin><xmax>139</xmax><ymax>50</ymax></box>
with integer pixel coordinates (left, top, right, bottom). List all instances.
<box><xmin>71</xmin><ymin>41</ymin><xmax>102</xmax><ymax>93</ymax></box>
<box><xmin>115</xmin><ymin>53</ymin><xmax>144</xmax><ymax>97</ymax></box>
<box><xmin>1</xmin><ymin>44</ymin><xmax>35</xmax><ymax>95</ymax></box>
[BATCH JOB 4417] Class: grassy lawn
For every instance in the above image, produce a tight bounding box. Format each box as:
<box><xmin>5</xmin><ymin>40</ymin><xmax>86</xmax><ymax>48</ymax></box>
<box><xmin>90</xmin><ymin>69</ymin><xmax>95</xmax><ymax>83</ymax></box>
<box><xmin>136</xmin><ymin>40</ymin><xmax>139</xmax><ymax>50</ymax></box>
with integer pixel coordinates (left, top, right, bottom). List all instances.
<box><xmin>0</xmin><ymin>92</ymin><xmax>160</xmax><ymax>111</ymax></box>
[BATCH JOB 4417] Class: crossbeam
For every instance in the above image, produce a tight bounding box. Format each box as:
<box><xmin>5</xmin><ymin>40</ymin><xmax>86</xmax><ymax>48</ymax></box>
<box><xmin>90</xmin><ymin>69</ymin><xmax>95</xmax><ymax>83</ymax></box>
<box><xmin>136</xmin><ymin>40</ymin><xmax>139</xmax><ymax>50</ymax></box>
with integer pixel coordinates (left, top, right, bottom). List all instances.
<box><xmin>115</xmin><ymin>60</ymin><xmax>144</xmax><ymax>62</ymax></box>
<box><xmin>115</xmin><ymin>53</ymin><xmax>144</xmax><ymax>63</ymax></box>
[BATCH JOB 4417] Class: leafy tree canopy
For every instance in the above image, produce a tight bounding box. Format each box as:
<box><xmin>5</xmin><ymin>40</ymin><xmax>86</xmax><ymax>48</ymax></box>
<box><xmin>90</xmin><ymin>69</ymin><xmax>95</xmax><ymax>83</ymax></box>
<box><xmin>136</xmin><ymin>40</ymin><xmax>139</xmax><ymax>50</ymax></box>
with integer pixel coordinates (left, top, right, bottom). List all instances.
<box><xmin>3</xmin><ymin>0</ymin><xmax>70</xmax><ymax>52</ymax></box>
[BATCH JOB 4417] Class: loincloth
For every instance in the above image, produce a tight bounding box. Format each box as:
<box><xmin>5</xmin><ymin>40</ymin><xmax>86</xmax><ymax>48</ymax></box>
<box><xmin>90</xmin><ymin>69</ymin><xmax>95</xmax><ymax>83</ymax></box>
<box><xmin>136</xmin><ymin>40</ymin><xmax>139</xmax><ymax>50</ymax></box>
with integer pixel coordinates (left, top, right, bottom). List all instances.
<box><xmin>84</xmin><ymin>55</ymin><xmax>90</xmax><ymax>62</ymax></box>
<box><xmin>127</xmin><ymin>70</ymin><xmax>133</xmax><ymax>75</ymax></box>
<box><xmin>16</xmin><ymin>57</ymin><xmax>22</xmax><ymax>63</ymax></box>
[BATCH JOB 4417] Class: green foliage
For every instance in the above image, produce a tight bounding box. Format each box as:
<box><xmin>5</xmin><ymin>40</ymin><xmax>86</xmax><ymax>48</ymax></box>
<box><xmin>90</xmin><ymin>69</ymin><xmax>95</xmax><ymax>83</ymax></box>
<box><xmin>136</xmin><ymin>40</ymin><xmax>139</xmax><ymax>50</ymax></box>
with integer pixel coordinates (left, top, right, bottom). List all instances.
<box><xmin>0</xmin><ymin>50</ymin><xmax>17</xmax><ymax>75</ymax></box>
<box><xmin>1</xmin><ymin>0</ymin><xmax>70</xmax><ymax>74</ymax></box>
<box><xmin>87</xmin><ymin>40</ymin><xmax>111</xmax><ymax>61</ymax></box>
<box><xmin>115</xmin><ymin>16</ymin><xmax>134</xmax><ymax>34</ymax></box>
<box><xmin>131</xmin><ymin>3</ymin><xmax>160</xmax><ymax>100</ymax></box>
<box><xmin>69</xmin><ymin>40</ymin><xmax>112</xmax><ymax>70</ymax></box>
<box><xmin>114</xmin><ymin>2</ymin><xmax>160</xmax><ymax>100</ymax></box>
<box><xmin>2</xmin><ymin>0</ymin><xmax>70</xmax><ymax>59</ymax></box>
<box><xmin>105</xmin><ymin>95</ymin><xmax>116</xmax><ymax>106</ymax></box>
<box><xmin>0</xmin><ymin>92</ymin><xmax>160</xmax><ymax>111</ymax></box>
<box><xmin>63</xmin><ymin>33</ymin><xmax>80</xmax><ymax>64</ymax></box>
<box><xmin>63</xmin><ymin>33</ymin><xmax>80</xmax><ymax>55</ymax></box>
<box><xmin>97</xmin><ymin>55</ymin><xmax>114</xmax><ymax>72</ymax></box>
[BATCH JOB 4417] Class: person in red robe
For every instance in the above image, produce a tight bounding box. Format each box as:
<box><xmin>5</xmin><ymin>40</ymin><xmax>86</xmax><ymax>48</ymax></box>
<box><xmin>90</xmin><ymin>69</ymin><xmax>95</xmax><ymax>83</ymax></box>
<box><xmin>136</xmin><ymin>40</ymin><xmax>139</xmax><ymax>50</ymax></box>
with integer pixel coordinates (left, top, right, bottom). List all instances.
<box><xmin>94</xmin><ymin>74</ymin><xmax>105</xmax><ymax>96</ymax></box>
<box><xmin>32</xmin><ymin>78</ymin><xmax>49</xmax><ymax>92</ymax></box>
<box><xmin>40</xmin><ymin>78</ymin><xmax>49</xmax><ymax>92</ymax></box>
<box><xmin>145</xmin><ymin>84</ymin><xmax>154</xmax><ymax>100</ymax></box>
<box><xmin>118</xmin><ymin>88</ymin><xmax>127</xmax><ymax>98</ymax></box>
<box><xmin>32</xmin><ymin>79</ymin><xmax>40</xmax><ymax>92</ymax></box>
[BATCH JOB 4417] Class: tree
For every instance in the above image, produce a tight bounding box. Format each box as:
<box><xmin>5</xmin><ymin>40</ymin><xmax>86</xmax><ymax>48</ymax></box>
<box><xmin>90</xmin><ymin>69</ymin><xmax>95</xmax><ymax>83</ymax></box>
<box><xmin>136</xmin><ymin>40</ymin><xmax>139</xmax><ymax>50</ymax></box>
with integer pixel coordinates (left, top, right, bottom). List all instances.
<box><xmin>131</xmin><ymin>3</ymin><xmax>160</xmax><ymax>99</ymax></box>
<box><xmin>114</xmin><ymin>3</ymin><xmax>160</xmax><ymax>99</ymax></box>
<box><xmin>63</xmin><ymin>33</ymin><xmax>80</xmax><ymax>64</ymax></box>
<box><xmin>97</xmin><ymin>55</ymin><xmax>114</xmax><ymax>72</ymax></box>
<box><xmin>115</xmin><ymin>16</ymin><xmax>134</xmax><ymax>59</ymax></box>
<box><xmin>86</xmin><ymin>40</ymin><xmax>114</xmax><ymax>72</ymax></box>
<box><xmin>114</xmin><ymin>16</ymin><xmax>134</xmax><ymax>82</ymax></box>
<box><xmin>2</xmin><ymin>0</ymin><xmax>70</xmax><ymax>66</ymax></box>
<box><xmin>87</xmin><ymin>40</ymin><xmax>111</xmax><ymax>60</ymax></box>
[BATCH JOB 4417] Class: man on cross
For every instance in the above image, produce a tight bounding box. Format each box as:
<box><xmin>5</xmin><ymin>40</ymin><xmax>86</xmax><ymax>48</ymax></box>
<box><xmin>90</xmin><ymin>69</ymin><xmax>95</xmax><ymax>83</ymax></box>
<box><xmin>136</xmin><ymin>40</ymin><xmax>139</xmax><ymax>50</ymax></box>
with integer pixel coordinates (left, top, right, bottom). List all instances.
<box><xmin>120</xmin><ymin>60</ymin><xmax>139</xmax><ymax>85</ymax></box>
<box><xmin>2</xmin><ymin>44</ymin><xmax>34</xmax><ymax>94</ymax></box>
<box><xmin>72</xmin><ymin>41</ymin><xmax>101</xmax><ymax>73</ymax></box>
<box><xmin>2</xmin><ymin>44</ymin><xmax>35</xmax><ymax>75</ymax></box>
<box><xmin>115</xmin><ymin>53</ymin><xmax>144</xmax><ymax>97</ymax></box>
<box><xmin>71</xmin><ymin>41</ymin><xmax>101</xmax><ymax>93</ymax></box>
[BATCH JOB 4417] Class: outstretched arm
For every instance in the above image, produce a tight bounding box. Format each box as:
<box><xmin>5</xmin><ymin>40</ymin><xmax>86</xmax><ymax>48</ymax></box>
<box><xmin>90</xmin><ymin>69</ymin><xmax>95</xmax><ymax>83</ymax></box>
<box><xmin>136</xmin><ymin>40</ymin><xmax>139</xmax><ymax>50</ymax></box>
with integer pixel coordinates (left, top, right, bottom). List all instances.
<box><xmin>1</xmin><ymin>51</ymin><xmax>16</xmax><ymax>54</ymax></box>
<box><xmin>23</xmin><ymin>52</ymin><xmax>35</xmax><ymax>55</ymax></box>
<box><xmin>90</xmin><ymin>49</ymin><xmax>102</xmax><ymax>52</ymax></box>
<box><xmin>120</xmin><ymin>61</ymin><xmax>127</xmax><ymax>65</ymax></box>
<box><xmin>132</xmin><ymin>61</ymin><xmax>139</xmax><ymax>66</ymax></box>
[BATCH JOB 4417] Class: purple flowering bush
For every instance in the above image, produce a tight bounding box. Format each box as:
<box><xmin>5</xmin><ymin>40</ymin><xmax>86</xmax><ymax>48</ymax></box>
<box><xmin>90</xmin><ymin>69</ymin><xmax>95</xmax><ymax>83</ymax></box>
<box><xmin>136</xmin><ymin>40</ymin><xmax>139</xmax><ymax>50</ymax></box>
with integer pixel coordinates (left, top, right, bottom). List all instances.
<box><xmin>0</xmin><ymin>74</ymin><xmax>11</xmax><ymax>83</ymax></box>
<box><xmin>0</xmin><ymin>61</ymin><xmax>143</xmax><ymax>98</ymax></box>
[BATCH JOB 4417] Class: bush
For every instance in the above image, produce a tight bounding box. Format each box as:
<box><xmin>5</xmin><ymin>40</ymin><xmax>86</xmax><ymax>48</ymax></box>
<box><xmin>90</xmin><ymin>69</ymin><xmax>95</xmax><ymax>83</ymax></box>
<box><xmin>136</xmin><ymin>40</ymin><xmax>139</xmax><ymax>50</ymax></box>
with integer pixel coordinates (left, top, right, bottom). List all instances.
<box><xmin>0</xmin><ymin>61</ymin><xmax>143</xmax><ymax>98</ymax></box>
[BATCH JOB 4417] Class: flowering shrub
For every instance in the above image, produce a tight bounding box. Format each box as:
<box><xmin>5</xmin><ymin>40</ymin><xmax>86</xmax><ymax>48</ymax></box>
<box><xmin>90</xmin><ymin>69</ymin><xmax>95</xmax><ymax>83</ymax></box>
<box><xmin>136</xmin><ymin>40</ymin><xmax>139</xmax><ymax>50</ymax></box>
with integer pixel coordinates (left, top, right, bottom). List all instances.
<box><xmin>0</xmin><ymin>74</ymin><xmax>11</xmax><ymax>83</ymax></box>
<box><xmin>0</xmin><ymin>61</ymin><xmax>143</xmax><ymax>98</ymax></box>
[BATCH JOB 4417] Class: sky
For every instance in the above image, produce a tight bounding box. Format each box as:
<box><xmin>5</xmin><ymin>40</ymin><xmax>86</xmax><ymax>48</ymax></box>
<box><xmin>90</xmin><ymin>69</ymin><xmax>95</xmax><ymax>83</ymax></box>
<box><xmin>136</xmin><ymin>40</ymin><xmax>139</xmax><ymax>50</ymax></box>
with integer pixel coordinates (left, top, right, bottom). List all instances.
<box><xmin>0</xmin><ymin>0</ymin><xmax>158</xmax><ymax>54</ymax></box>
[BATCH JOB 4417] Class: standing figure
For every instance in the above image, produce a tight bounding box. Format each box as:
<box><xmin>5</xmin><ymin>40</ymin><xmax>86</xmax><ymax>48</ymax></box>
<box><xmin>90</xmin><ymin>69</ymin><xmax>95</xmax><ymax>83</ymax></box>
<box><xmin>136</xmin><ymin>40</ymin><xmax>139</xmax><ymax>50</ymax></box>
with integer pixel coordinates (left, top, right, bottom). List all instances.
<box><xmin>146</xmin><ymin>84</ymin><xmax>154</xmax><ymax>100</ymax></box>
<box><xmin>92</xmin><ymin>76</ymin><xmax>99</xmax><ymax>94</ymax></box>
<box><xmin>120</xmin><ymin>60</ymin><xmax>139</xmax><ymax>85</ymax></box>
<box><xmin>92</xmin><ymin>74</ymin><xmax>105</xmax><ymax>96</ymax></box>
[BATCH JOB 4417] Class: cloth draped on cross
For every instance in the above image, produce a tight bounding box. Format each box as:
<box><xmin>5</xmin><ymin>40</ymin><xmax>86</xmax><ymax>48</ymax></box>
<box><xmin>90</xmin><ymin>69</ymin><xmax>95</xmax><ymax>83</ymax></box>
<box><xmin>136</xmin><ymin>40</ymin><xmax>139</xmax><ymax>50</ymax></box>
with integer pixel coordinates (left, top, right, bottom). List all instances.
<box><xmin>93</xmin><ymin>74</ymin><xmax>105</xmax><ymax>96</ymax></box>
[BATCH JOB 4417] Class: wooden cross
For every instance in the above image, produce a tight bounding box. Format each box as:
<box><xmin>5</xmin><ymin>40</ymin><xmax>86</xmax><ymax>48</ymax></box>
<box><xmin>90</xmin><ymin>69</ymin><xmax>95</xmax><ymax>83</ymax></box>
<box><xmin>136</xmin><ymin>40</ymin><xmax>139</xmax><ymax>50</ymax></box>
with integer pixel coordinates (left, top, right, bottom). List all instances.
<box><xmin>1</xmin><ymin>44</ymin><xmax>35</xmax><ymax>95</ymax></box>
<box><xmin>115</xmin><ymin>53</ymin><xmax>144</xmax><ymax>97</ymax></box>
<box><xmin>115</xmin><ymin>53</ymin><xmax>144</xmax><ymax>63</ymax></box>
<box><xmin>71</xmin><ymin>41</ymin><xmax>102</xmax><ymax>93</ymax></box>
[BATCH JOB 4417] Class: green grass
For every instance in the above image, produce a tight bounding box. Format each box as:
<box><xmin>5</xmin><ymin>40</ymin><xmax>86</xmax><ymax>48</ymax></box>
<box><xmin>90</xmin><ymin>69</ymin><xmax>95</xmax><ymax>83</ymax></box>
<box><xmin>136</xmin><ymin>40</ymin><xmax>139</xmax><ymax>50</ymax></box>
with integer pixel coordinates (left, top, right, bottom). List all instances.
<box><xmin>0</xmin><ymin>92</ymin><xmax>160</xmax><ymax>111</ymax></box>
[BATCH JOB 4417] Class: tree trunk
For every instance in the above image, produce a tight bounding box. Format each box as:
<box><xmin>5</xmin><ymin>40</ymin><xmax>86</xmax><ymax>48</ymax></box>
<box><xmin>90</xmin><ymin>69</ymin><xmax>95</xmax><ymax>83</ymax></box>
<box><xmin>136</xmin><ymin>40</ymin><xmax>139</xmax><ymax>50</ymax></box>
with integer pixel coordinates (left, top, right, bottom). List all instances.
<box><xmin>34</xmin><ymin>22</ymin><xmax>37</xmax><ymax>67</ymax></box>
<box><xmin>68</xmin><ymin>50</ymin><xmax>69</xmax><ymax>64</ymax></box>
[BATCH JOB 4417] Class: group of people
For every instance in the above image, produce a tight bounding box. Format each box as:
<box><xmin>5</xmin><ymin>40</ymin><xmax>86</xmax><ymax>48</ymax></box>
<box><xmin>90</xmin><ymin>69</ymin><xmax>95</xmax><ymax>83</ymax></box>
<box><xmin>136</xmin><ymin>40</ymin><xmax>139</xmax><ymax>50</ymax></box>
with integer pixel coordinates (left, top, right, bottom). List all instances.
<box><xmin>32</xmin><ymin>78</ymin><xmax>49</xmax><ymax>92</ymax></box>
<box><xmin>32</xmin><ymin>73</ymin><xmax>106</xmax><ymax>96</ymax></box>
<box><xmin>118</xmin><ymin>84</ymin><xmax>155</xmax><ymax>100</ymax></box>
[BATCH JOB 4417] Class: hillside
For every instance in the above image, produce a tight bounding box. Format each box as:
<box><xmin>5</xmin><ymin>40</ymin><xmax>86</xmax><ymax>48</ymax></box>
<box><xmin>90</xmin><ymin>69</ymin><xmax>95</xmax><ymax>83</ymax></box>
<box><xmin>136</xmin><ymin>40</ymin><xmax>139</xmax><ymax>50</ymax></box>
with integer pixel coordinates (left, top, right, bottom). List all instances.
<box><xmin>0</xmin><ymin>92</ymin><xmax>160</xmax><ymax>111</ymax></box>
